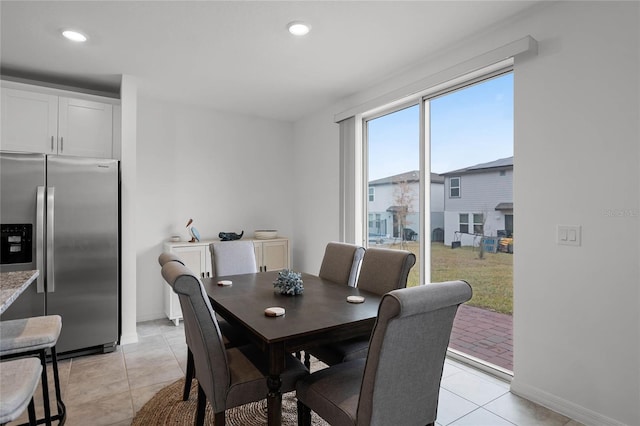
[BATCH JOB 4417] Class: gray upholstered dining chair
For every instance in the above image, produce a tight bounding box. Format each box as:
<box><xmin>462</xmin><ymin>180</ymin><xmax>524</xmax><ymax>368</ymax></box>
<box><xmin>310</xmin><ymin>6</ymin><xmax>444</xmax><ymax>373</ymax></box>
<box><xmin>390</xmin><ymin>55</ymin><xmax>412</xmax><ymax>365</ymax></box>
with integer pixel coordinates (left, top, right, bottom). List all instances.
<box><xmin>302</xmin><ymin>242</ymin><xmax>366</xmax><ymax>366</ymax></box>
<box><xmin>318</xmin><ymin>242</ymin><xmax>365</xmax><ymax>287</ymax></box>
<box><xmin>160</xmin><ymin>261</ymin><xmax>308</xmax><ymax>426</ymax></box>
<box><xmin>209</xmin><ymin>240</ymin><xmax>258</xmax><ymax>276</ymax></box>
<box><xmin>296</xmin><ymin>280</ymin><xmax>472</xmax><ymax>426</ymax></box>
<box><xmin>158</xmin><ymin>252</ymin><xmax>197</xmax><ymax>401</ymax></box>
<box><xmin>158</xmin><ymin>251</ymin><xmax>251</xmax><ymax>401</ymax></box>
<box><xmin>308</xmin><ymin>247</ymin><xmax>416</xmax><ymax>366</ymax></box>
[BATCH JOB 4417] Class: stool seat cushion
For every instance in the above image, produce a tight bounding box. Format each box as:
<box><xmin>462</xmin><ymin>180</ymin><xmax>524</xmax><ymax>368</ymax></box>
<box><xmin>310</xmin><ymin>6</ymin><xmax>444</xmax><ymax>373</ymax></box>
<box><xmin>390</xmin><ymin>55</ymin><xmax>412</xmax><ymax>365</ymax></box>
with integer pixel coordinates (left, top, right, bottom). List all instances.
<box><xmin>0</xmin><ymin>358</ymin><xmax>42</xmax><ymax>423</ymax></box>
<box><xmin>0</xmin><ymin>315</ymin><xmax>62</xmax><ymax>356</ymax></box>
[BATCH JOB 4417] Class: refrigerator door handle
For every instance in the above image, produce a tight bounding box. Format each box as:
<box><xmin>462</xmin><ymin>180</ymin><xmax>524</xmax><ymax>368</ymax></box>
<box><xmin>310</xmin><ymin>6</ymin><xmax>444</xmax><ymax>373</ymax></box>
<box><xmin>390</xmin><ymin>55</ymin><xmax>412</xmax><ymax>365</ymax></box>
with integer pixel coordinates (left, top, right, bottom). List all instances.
<box><xmin>36</xmin><ymin>186</ymin><xmax>46</xmax><ymax>293</ymax></box>
<box><xmin>47</xmin><ymin>187</ymin><xmax>55</xmax><ymax>293</ymax></box>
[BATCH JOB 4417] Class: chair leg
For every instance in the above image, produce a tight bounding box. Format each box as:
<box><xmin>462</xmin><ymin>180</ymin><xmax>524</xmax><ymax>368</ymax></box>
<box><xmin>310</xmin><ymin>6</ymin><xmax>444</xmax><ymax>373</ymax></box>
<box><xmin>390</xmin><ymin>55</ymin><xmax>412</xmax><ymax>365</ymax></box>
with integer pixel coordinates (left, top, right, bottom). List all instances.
<box><xmin>297</xmin><ymin>400</ymin><xmax>311</xmax><ymax>426</ymax></box>
<box><xmin>304</xmin><ymin>352</ymin><xmax>311</xmax><ymax>370</ymax></box>
<box><xmin>196</xmin><ymin>383</ymin><xmax>206</xmax><ymax>426</ymax></box>
<box><xmin>183</xmin><ymin>349</ymin><xmax>195</xmax><ymax>401</ymax></box>
<box><xmin>214</xmin><ymin>411</ymin><xmax>226</xmax><ymax>426</ymax></box>
<box><xmin>27</xmin><ymin>397</ymin><xmax>37</xmax><ymax>426</ymax></box>
<box><xmin>38</xmin><ymin>349</ymin><xmax>52</xmax><ymax>426</ymax></box>
<box><xmin>49</xmin><ymin>346</ymin><xmax>66</xmax><ymax>424</ymax></box>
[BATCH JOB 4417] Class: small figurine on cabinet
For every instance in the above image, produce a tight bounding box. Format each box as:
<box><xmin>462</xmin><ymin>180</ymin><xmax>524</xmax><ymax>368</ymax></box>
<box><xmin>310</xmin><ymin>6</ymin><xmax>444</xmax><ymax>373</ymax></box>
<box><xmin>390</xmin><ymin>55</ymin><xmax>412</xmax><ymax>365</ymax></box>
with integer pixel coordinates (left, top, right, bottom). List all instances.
<box><xmin>186</xmin><ymin>218</ymin><xmax>201</xmax><ymax>242</ymax></box>
<box><xmin>218</xmin><ymin>230</ymin><xmax>244</xmax><ymax>241</ymax></box>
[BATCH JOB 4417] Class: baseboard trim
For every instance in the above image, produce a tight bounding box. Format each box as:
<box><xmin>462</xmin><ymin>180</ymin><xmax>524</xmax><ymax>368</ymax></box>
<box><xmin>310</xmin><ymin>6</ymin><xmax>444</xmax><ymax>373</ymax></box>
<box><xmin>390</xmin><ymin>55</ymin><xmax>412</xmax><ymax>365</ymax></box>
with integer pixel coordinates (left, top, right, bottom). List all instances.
<box><xmin>510</xmin><ymin>378</ymin><xmax>628</xmax><ymax>426</ymax></box>
<box><xmin>119</xmin><ymin>331</ymin><xmax>139</xmax><ymax>346</ymax></box>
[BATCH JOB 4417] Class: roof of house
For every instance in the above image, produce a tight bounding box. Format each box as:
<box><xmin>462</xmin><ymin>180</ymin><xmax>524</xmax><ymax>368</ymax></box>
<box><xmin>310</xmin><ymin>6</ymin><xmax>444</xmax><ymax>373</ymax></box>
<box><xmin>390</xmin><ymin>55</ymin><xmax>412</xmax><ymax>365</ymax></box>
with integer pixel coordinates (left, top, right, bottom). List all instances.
<box><xmin>441</xmin><ymin>156</ymin><xmax>513</xmax><ymax>176</ymax></box>
<box><xmin>369</xmin><ymin>170</ymin><xmax>445</xmax><ymax>186</ymax></box>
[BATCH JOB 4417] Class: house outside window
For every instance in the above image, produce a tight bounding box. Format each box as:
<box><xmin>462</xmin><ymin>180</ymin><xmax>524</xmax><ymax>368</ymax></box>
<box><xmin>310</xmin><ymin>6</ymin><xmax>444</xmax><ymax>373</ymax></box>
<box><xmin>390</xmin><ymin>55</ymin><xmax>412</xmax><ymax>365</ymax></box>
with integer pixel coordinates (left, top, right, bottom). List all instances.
<box><xmin>459</xmin><ymin>213</ymin><xmax>469</xmax><ymax>233</ymax></box>
<box><xmin>368</xmin><ymin>186</ymin><xmax>375</xmax><ymax>202</ymax></box>
<box><xmin>473</xmin><ymin>213</ymin><xmax>484</xmax><ymax>234</ymax></box>
<box><xmin>450</xmin><ymin>177</ymin><xmax>461</xmax><ymax>198</ymax></box>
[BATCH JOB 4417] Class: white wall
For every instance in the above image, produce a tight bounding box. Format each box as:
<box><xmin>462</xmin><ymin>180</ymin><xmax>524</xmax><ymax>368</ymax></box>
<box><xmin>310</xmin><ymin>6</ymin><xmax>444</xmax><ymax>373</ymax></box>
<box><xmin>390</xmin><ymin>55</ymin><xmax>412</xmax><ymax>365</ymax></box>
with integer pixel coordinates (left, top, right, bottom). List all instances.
<box><xmin>291</xmin><ymin>105</ymin><xmax>343</xmax><ymax>274</ymax></box>
<box><xmin>136</xmin><ymin>98</ymin><xmax>295</xmax><ymax>321</ymax></box>
<box><xmin>292</xmin><ymin>2</ymin><xmax>639</xmax><ymax>425</ymax></box>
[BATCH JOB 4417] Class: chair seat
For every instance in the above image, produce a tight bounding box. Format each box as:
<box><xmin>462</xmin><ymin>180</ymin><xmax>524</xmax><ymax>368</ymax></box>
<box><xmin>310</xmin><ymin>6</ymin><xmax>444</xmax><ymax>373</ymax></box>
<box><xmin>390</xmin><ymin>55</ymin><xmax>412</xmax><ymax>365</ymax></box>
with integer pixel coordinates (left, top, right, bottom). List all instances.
<box><xmin>0</xmin><ymin>358</ymin><xmax>42</xmax><ymax>423</ymax></box>
<box><xmin>296</xmin><ymin>359</ymin><xmax>365</xmax><ymax>426</ymax></box>
<box><xmin>308</xmin><ymin>336</ymin><xmax>369</xmax><ymax>366</ymax></box>
<box><xmin>0</xmin><ymin>315</ymin><xmax>62</xmax><ymax>356</ymax></box>
<box><xmin>226</xmin><ymin>344</ymin><xmax>309</xmax><ymax>409</ymax></box>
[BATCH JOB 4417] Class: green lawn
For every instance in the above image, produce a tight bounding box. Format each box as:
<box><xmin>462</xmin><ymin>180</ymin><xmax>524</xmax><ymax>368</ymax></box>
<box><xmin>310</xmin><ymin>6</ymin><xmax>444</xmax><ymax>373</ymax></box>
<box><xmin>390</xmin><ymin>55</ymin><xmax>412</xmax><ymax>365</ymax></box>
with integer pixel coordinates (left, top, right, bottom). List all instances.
<box><xmin>380</xmin><ymin>241</ymin><xmax>513</xmax><ymax>315</ymax></box>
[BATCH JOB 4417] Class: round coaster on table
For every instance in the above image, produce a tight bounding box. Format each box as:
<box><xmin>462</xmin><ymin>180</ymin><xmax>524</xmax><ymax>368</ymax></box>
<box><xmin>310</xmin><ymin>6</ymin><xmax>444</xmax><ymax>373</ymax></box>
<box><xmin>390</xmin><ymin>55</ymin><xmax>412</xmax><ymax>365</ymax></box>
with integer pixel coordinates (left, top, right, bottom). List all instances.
<box><xmin>346</xmin><ymin>295</ymin><xmax>365</xmax><ymax>304</ymax></box>
<box><xmin>217</xmin><ymin>280</ymin><xmax>232</xmax><ymax>286</ymax></box>
<box><xmin>265</xmin><ymin>307</ymin><xmax>286</xmax><ymax>317</ymax></box>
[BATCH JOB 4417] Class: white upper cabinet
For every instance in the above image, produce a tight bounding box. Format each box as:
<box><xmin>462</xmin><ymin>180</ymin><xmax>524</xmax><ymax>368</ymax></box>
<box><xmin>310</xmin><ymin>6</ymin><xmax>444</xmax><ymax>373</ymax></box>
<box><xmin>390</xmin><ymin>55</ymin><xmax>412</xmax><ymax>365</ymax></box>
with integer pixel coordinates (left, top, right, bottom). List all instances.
<box><xmin>1</xmin><ymin>84</ymin><xmax>116</xmax><ymax>159</ymax></box>
<box><xmin>58</xmin><ymin>97</ymin><xmax>113</xmax><ymax>158</ymax></box>
<box><xmin>1</xmin><ymin>89</ymin><xmax>58</xmax><ymax>154</ymax></box>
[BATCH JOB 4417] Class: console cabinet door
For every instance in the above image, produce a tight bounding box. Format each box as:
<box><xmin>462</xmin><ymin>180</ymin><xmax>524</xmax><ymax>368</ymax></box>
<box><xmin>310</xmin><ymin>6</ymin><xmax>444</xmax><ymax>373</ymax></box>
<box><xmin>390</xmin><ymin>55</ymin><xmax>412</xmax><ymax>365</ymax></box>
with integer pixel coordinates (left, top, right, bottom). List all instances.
<box><xmin>1</xmin><ymin>88</ymin><xmax>58</xmax><ymax>154</ymax></box>
<box><xmin>253</xmin><ymin>239</ymin><xmax>289</xmax><ymax>272</ymax></box>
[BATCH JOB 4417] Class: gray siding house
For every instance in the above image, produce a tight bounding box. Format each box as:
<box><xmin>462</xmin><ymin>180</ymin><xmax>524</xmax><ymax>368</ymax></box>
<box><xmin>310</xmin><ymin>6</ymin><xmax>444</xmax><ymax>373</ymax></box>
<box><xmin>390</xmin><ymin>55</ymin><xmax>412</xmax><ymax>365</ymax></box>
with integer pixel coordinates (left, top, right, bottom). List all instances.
<box><xmin>441</xmin><ymin>157</ymin><xmax>513</xmax><ymax>247</ymax></box>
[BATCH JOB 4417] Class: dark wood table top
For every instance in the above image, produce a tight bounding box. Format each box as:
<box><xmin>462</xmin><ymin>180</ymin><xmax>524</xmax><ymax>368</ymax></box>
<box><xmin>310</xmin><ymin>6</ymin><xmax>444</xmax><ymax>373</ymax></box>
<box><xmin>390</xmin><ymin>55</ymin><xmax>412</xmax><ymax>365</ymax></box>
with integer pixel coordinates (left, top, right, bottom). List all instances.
<box><xmin>202</xmin><ymin>270</ymin><xmax>382</xmax><ymax>426</ymax></box>
<box><xmin>202</xmin><ymin>270</ymin><xmax>382</xmax><ymax>352</ymax></box>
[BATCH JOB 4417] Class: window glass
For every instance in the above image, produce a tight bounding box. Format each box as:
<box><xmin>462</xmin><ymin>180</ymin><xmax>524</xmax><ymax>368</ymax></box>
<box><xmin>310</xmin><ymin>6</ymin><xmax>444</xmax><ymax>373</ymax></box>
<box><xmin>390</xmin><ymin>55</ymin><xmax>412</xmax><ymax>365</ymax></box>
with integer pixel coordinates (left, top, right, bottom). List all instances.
<box><xmin>366</xmin><ymin>104</ymin><xmax>420</xmax><ymax>286</ymax></box>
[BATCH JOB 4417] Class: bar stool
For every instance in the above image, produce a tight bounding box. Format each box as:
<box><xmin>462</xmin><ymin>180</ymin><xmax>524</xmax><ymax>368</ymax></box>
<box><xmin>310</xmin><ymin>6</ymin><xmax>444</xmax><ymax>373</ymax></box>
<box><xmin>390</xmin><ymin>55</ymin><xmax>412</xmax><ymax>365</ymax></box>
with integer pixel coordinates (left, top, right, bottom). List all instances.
<box><xmin>0</xmin><ymin>358</ymin><xmax>42</xmax><ymax>426</ymax></box>
<box><xmin>0</xmin><ymin>316</ymin><xmax>66</xmax><ymax>425</ymax></box>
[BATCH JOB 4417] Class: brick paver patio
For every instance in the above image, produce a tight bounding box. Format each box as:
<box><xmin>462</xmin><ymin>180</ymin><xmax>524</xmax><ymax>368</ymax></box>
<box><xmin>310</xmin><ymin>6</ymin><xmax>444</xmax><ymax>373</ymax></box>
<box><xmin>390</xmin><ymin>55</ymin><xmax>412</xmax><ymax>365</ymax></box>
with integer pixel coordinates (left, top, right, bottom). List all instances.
<box><xmin>450</xmin><ymin>304</ymin><xmax>513</xmax><ymax>371</ymax></box>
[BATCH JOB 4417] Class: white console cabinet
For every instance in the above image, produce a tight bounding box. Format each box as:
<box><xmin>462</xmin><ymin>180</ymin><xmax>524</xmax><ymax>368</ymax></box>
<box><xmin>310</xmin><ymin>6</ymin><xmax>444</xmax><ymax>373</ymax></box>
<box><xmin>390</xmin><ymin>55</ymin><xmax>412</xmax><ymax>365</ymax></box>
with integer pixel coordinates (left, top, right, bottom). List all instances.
<box><xmin>163</xmin><ymin>237</ymin><xmax>290</xmax><ymax>325</ymax></box>
<box><xmin>1</xmin><ymin>82</ymin><xmax>116</xmax><ymax>159</ymax></box>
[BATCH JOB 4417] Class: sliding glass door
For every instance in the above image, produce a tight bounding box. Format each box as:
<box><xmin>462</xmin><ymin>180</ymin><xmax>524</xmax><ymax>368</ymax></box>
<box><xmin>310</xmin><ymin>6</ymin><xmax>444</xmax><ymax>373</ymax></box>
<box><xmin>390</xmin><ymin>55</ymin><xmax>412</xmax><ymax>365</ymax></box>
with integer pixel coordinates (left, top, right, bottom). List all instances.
<box><xmin>365</xmin><ymin>72</ymin><xmax>514</xmax><ymax>371</ymax></box>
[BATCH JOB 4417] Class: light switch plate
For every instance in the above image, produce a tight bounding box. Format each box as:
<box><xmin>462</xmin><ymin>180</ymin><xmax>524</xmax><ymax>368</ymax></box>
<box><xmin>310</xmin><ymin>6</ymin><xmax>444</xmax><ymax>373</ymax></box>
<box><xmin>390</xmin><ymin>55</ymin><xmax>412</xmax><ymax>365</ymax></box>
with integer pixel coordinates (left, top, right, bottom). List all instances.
<box><xmin>557</xmin><ymin>225</ymin><xmax>581</xmax><ymax>246</ymax></box>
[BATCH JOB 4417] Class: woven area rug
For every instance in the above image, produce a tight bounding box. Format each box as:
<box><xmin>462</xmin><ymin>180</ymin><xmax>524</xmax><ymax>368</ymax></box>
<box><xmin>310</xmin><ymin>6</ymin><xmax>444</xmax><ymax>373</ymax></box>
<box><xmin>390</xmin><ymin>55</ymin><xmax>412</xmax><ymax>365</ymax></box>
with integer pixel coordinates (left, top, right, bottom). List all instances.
<box><xmin>132</xmin><ymin>372</ymin><xmax>329</xmax><ymax>425</ymax></box>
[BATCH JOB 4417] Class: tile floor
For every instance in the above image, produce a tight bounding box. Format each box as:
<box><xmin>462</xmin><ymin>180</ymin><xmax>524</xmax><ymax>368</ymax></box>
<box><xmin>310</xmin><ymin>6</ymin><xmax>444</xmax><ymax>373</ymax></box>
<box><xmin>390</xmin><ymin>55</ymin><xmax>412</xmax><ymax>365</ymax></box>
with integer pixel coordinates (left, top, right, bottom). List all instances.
<box><xmin>9</xmin><ymin>319</ymin><xmax>583</xmax><ymax>426</ymax></box>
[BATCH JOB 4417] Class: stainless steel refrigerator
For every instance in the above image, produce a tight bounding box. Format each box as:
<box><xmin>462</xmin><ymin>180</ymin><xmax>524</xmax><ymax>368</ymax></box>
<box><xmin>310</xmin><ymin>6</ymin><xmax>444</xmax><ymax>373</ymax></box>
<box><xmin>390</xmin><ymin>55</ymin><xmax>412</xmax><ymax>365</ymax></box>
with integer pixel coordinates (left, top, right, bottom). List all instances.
<box><xmin>0</xmin><ymin>152</ymin><xmax>119</xmax><ymax>354</ymax></box>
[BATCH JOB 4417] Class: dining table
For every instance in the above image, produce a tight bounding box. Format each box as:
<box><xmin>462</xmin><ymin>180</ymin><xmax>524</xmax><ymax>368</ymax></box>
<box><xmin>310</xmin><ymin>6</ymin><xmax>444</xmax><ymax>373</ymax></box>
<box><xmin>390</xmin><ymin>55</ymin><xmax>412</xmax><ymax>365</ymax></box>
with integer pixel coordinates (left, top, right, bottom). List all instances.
<box><xmin>202</xmin><ymin>270</ymin><xmax>382</xmax><ymax>426</ymax></box>
<box><xmin>0</xmin><ymin>270</ymin><xmax>39</xmax><ymax>315</ymax></box>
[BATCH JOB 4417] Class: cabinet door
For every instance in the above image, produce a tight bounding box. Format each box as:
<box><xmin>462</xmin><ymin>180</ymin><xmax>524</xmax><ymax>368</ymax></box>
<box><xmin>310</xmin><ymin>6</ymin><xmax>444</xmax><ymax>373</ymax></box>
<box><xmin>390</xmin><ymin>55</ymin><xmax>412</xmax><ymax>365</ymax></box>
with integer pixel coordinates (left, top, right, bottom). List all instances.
<box><xmin>58</xmin><ymin>97</ymin><xmax>113</xmax><ymax>158</ymax></box>
<box><xmin>1</xmin><ymin>88</ymin><xmax>57</xmax><ymax>154</ymax></box>
<box><xmin>253</xmin><ymin>243</ymin><xmax>263</xmax><ymax>271</ymax></box>
<box><xmin>172</xmin><ymin>245</ymin><xmax>210</xmax><ymax>278</ymax></box>
<box><xmin>262</xmin><ymin>240</ymin><xmax>289</xmax><ymax>271</ymax></box>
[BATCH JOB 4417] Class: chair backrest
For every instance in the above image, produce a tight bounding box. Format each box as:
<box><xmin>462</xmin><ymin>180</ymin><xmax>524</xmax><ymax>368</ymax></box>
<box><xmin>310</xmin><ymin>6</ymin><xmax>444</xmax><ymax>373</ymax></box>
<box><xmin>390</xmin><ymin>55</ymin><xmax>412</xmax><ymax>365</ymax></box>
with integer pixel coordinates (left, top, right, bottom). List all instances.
<box><xmin>209</xmin><ymin>241</ymin><xmax>258</xmax><ymax>276</ymax></box>
<box><xmin>318</xmin><ymin>242</ymin><xmax>365</xmax><ymax>287</ymax></box>
<box><xmin>161</xmin><ymin>261</ymin><xmax>230</xmax><ymax>412</ymax></box>
<box><xmin>158</xmin><ymin>252</ymin><xmax>185</xmax><ymax>266</ymax></box>
<box><xmin>356</xmin><ymin>247</ymin><xmax>416</xmax><ymax>295</ymax></box>
<box><xmin>357</xmin><ymin>281</ymin><xmax>472</xmax><ymax>426</ymax></box>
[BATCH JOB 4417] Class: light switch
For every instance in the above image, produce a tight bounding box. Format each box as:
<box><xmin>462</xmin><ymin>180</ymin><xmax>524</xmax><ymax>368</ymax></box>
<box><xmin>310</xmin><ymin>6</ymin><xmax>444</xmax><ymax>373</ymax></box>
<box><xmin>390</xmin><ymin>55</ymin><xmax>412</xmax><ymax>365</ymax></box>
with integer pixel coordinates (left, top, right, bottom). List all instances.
<box><xmin>557</xmin><ymin>225</ymin><xmax>581</xmax><ymax>246</ymax></box>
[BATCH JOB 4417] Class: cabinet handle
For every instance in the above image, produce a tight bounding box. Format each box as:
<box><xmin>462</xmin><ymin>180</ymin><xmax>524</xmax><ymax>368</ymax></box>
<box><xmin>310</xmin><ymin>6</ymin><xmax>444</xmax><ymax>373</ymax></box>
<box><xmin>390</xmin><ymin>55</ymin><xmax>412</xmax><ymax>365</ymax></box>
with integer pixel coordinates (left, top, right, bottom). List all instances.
<box><xmin>50</xmin><ymin>136</ymin><xmax>54</xmax><ymax>151</ymax></box>
<box><xmin>60</xmin><ymin>137</ymin><xmax>63</xmax><ymax>152</ymax></box>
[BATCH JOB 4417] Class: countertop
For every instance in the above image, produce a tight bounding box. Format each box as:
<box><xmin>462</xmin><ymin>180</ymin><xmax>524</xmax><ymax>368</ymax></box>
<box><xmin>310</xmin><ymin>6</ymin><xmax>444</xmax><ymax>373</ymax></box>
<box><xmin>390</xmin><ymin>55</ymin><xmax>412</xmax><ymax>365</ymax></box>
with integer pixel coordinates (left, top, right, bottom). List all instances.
<box><xmin>0</xmin><ymin>270</ymin><xmax>39</xmax><ymax>315</ymax></box>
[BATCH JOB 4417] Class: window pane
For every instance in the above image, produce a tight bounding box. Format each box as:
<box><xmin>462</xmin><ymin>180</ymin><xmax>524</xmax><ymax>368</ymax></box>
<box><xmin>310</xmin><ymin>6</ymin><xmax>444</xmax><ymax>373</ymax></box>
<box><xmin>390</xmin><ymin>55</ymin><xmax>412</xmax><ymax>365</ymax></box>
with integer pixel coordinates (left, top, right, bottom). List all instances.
<box><xmin>367</xmin><ymin>105</ymin><xmax>420</xmax><ymax>286</ymax></box>
<box><xmin>430</xmin><ymin>72</ymin><xmax>514</xmax><ymax>372</ymax></box>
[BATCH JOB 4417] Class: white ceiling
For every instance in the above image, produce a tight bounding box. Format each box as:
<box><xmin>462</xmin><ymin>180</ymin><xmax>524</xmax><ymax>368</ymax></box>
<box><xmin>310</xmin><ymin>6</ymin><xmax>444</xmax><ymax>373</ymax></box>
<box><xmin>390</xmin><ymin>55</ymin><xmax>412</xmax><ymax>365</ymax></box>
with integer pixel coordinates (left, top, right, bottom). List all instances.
<box><xmin>0</xmin><ymin>1</ymin><xmax>540</xmax><ymax>122</ymax></box>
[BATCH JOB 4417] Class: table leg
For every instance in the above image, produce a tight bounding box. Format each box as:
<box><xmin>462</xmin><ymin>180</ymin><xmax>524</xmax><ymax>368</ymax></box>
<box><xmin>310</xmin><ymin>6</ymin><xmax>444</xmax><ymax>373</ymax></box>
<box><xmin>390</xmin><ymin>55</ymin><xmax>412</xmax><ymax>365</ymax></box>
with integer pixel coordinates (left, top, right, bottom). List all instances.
<box><xmin>267</xmin><ymin>343</ymin><xmax>286</xmax><ymax>426</ymax></box>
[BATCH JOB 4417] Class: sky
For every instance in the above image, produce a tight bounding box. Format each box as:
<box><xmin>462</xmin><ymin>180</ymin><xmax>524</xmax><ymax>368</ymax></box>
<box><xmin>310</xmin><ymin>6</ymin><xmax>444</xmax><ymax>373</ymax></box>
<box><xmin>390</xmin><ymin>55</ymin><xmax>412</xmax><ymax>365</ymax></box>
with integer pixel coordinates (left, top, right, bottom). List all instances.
<box><xmin>367</xmin><ymin>73</ymin><xmax>514</xmax><ymax>180</ymax></box>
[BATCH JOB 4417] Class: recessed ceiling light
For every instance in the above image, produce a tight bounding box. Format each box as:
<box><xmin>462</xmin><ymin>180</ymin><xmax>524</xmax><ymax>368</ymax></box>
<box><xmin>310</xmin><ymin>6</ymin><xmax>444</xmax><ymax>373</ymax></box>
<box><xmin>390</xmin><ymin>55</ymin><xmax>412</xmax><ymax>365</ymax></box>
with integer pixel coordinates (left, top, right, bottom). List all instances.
<box><xmin>287</xmin><ymin>21</ymin><xmax>311</xmax><ymax>36</ymax></box>
<box><xmin>62</xmin><ymin>30</ymin><xmax>87</xmax><ymax>42</ymax></box>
